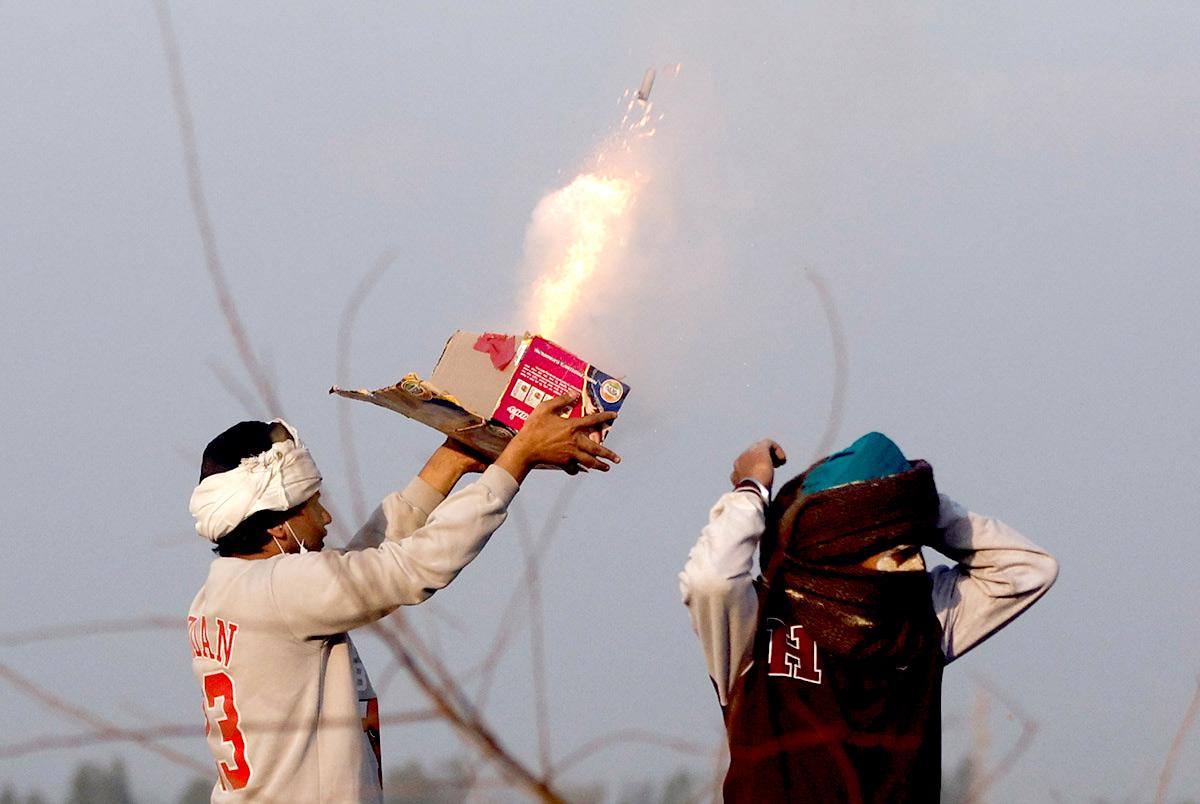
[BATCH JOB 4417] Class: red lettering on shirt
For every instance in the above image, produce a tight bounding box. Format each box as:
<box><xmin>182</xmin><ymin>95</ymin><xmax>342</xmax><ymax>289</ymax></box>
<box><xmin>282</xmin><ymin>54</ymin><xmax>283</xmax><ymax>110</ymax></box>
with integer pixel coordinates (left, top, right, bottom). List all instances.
<box><xmin>188</xmin><ymin>616</ymin><xmax>240</xmax><ymax>667</ymax></box>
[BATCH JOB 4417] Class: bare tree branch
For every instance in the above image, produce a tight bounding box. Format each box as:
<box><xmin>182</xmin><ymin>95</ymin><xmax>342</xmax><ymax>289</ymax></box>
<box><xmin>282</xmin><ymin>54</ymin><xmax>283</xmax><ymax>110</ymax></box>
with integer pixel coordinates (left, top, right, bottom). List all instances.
<box><xmin>1154</xmin><ymin>673</ymin><xmax>1200</xmax><ymax>804</ymax></box>
<box><xmin>335</xmin><ymin>250</ymin><xmax>397</xmax><ymax>525</ymax></box>
<box><xmin>704</xmin><ymin>737</ymin><xmax>727</xmax><ymax>804</ymax></box>
<box><xmin>366</xmin><ymin>622</ymin><xmax>566</xmax><ymax>803</ymax></box>
<box><xmin>966</xmin><ymin>671</ymin><xmax>1040</xmax><ymax>802</ymax></box>
<box><xmin>0</xmin><ymin>709</ymin><xmax>437</xmax><ymax>761</ymax></box>
<box><xmin>0</xmin><ymin>617</ymin><xmax>177</xmax><ymax>647</ymax></box>
<box><xmin>0</xmin><ymin>662</ymin><xmax>209</xmax><ymax>775</ymax></box>
<box><xmin>207</xmin><ymin>359</ymin><xmax>259</xmax><ymax>418</ymax></box>
<box><xmin>471</xmin><ymin>482</ymin><xmax>580</xmax><ymax>707</ymax></box>
<box><xmin>805</xmin><ymin>269</ymin><xmax>848</xmax><ymax>462</ymax></box>
<box><xmin>516</xmin><ymin>524</ymin><xmax>553</xmax><ymax>778</ymax></box>
<box><xmin>153</xmin><ymin>0</ymin><xmax>283</xmax><ymax>416</ymax></box>
<box><xmin>966</xmin><ymin>687</ymin><xmax>991</xmax><ymax>804</ymax></box>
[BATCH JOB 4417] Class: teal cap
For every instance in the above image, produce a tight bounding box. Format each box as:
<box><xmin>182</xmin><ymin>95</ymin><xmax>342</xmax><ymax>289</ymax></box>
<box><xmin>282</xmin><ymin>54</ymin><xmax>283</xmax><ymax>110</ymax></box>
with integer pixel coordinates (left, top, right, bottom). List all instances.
<box><xmin>801</xmin><ymin>432</ymin><xmax>911</xmax><ymax>494</ymax></box>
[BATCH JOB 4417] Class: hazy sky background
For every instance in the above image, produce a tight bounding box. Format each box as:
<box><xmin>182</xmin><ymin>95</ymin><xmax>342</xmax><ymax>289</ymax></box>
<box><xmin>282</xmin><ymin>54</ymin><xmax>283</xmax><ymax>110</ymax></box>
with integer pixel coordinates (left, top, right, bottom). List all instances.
<box><xmin>2</xmin><ymin>2</ymin><xmax>1198</xmax><ymax>801</ymax></box>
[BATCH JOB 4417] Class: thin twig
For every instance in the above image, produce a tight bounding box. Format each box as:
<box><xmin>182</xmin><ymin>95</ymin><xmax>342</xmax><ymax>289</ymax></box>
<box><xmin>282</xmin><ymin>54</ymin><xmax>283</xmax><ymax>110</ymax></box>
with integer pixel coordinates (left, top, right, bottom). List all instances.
<box><xmin>366</xmin><ymin>622</ymin><xmax>565</xmax><ymax>803</ymax></box>
<box><xmin>516</xmin><ymin>525</ymin><xmax>553</xmax><ymax>778</ymax></box>
<box><xmin>0</xmin><ymin>725</ymin><xmax>197</xmax><ymax>760</ymax></box>
<box><xmin>335</xmin><ymin>250</ymin><xmax>397</xmax><ymax>525</ymax></box>
<box><xmin>1154</xmin><ymin>674</ymin><xmax>1200</xmax><ymax>804</ymax></box>
<box><xmin>966</xmin><ymin>687</ymin><xmax>991</xmax><ymax>804</ymax></box>
<box><xmin>471</xmin><ymin>482</ymin><xmax>579</xmax><ymax>707</ymax></box>
<box><xmin>0</xmin><ymin>709</ymin><xmax>437</xmax><ymax>760</ymax></box>
<box><xmin>207</xmin><ymin>359</ymin><xmax>259</xmax><ymax>418</ymax></box>
<box><xmin>966</xmin><ymin>671</ymin><xmax>1040</xmax><ymax>802</ymax></box>
<box><xmin>0</xmin><ymin>662</ymin><xmax>209</xmax><ymax>775</ymax></box>
<box><xmin>153</xmin><ymin>0</ymin><xmax>283</xmax><ymax>416</ymax></box>
<box><xmin>706</xmin><ymin>737</ymin><xmax>727</xmax><ymax>804</ymax></box>
<box><xmin>0</xmin><ymin>616</ymin><xmax>177</xmax><ymax>647</ymax></box>
<box><xmin>805</xmin><ymin>269</ymin><xmax>848</xmax><ymax>462</ymax></box>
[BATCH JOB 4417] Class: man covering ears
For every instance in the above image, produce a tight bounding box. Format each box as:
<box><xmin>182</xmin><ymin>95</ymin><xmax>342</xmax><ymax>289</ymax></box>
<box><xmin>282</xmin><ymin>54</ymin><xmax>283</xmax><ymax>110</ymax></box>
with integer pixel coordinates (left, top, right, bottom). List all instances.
<box><xmin>680</xmin><ymin>432</ymin><xmax>1057</xmax><ymax>802</ymax></box>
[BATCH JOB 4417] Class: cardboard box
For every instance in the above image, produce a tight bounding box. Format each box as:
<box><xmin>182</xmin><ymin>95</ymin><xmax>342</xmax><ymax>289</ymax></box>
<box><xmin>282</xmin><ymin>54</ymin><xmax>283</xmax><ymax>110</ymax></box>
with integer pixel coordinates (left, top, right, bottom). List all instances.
<box><xmin>331</xmin><ymin>331</ymin><xmax>629</xmax><ymax>459</ymax></box>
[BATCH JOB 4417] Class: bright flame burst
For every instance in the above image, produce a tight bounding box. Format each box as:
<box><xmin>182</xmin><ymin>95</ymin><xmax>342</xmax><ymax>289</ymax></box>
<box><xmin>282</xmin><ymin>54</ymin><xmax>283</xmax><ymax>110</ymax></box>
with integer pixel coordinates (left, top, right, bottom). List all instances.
<box><xmin>523</xmin><ymin>70</ymin><xmax>672</xmax><ymax>339</ymax></box>
<box><xmin>528</xmin><ymin>174</ymin><xmax>634</xmax><ymax>338</ymax></box>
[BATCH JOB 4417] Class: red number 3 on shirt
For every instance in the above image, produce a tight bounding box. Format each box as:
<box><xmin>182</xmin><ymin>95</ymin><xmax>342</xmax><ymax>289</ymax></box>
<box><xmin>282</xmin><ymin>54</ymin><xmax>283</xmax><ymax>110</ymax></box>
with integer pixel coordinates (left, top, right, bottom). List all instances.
<box><xmin>203</xmin><ymin>671</ymin><xmax>252</xmax><ymax>790</ymax></box>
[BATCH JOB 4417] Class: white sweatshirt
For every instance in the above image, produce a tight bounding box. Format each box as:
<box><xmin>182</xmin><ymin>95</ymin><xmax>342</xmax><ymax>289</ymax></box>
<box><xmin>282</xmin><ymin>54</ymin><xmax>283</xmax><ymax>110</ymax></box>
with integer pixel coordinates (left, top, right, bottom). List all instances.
<box><xmin>188</xmin><ymin>465</ymin><xmax>519</xmax><ymax>803</ymax></box>
<box><xmin>679</xmin><ymin>490</ymin><xmax>1059</xmax><ymax>706</ymax></box>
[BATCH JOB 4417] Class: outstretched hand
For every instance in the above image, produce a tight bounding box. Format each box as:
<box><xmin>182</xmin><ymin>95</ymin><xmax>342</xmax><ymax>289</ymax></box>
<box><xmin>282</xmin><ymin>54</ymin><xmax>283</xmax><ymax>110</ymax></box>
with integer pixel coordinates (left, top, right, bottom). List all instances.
<box><xmin>731</xmin><ymin>439</ymin><xmax>786</xmax><ymax>490</ymax></box>
<box><xmin>496</xmin><ymin>392</ymin><xmax>622</xmax><ymax>482</ymax></box>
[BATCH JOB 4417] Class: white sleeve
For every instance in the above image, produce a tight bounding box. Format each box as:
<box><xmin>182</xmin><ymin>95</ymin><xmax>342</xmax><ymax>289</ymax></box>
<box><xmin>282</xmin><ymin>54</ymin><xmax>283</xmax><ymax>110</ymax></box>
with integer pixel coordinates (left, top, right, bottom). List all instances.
<box><xmin>929</xmin><ymin>494</ymin><xmax>1059</xmax><ymax>662</ymax></box>
<box><xmin>679</xmin><ymin>489</ymin><xmax>764</xmax><ymax>706</ymax></box>
<box><xmin>269</xmin><ymin>465</ymin><xmax>520</xmax><ymax>639</ymax></box>
<box><xmin>343</xmin><ymin>476</ymin><xmax>446</xmax><ymax>550</ymax></box>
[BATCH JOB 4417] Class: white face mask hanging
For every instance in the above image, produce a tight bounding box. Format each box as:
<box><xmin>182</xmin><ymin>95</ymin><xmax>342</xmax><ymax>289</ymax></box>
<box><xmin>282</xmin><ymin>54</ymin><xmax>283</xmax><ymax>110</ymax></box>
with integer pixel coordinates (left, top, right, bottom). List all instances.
<box><xmin>284</xmin><ymin>521</ymin><xmax>308</xmax><ymax>555</ymax></box>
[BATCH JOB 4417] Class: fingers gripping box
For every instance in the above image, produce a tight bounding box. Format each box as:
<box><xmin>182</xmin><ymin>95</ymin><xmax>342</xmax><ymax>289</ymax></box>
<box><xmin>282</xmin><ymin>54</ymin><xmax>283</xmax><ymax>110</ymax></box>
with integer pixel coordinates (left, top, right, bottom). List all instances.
<box><xmin>330</xmin><ymin>331</ymin><xmax>629</xmax><ymax>459</ymax></box>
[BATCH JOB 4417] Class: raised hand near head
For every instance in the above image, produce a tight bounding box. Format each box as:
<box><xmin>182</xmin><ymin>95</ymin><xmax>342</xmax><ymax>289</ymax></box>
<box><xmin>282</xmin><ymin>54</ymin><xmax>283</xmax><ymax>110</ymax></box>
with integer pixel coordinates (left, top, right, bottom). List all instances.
<box><xmin>730</xmin><ymin>439</ymin><xmax>786</xmax><ymax>490</ymax></box>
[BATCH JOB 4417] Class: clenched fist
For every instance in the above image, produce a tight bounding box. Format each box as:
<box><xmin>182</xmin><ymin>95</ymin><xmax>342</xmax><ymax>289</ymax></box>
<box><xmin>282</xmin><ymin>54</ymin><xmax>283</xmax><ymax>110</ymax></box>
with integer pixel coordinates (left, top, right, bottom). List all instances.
<box><xmin>730</xmin><ymin>439</ymin><xmax>786</xmax><ymax>490</ymax></box>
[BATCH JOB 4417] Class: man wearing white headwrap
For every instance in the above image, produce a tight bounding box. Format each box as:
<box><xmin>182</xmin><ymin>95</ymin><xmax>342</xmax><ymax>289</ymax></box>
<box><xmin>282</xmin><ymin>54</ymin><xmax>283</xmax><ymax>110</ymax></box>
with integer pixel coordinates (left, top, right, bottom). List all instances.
<box><xmin>189</xmin><ymin>418</ymin><xmax>323</xmax><ymax>545</ymax></box>
<box><xmin>187</xmin><ymin>393</ymin><xmax>619</xmax><ymax>803</ymax></box>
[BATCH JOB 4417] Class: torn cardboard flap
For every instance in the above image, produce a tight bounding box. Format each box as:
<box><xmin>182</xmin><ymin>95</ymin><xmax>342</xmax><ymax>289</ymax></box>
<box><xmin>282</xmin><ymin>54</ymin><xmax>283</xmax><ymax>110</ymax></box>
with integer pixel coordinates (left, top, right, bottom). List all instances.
<box><xmin>330</xmin><ymin>331</ymin><xmax>630</xmax><ymax>460</ymax></box>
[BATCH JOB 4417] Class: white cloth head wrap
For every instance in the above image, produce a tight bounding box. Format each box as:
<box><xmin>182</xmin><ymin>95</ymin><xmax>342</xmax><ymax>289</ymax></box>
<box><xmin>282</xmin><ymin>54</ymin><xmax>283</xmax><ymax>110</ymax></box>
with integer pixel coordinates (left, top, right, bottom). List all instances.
<box><xmin>189</xmin><ymin>418</ymin><xmax>323</xmax><ymax>543</ymax></box>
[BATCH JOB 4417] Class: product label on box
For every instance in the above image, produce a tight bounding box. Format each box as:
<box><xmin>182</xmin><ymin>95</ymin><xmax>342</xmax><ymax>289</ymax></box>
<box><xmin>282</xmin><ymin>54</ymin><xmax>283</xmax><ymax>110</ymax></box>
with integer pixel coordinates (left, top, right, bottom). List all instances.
<box><xmin>493</xmin><ymin>337</ymin><xmax>629</xmax><ymax>430</ymax></box>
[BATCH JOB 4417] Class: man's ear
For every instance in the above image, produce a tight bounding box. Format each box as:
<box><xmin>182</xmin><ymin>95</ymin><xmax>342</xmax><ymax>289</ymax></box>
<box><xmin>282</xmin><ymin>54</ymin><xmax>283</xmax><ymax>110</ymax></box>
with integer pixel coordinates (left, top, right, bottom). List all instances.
<box><xmin>265</xmin><ymin>521</ymin><xmax>288</xmax><ymax>539</ymax></box>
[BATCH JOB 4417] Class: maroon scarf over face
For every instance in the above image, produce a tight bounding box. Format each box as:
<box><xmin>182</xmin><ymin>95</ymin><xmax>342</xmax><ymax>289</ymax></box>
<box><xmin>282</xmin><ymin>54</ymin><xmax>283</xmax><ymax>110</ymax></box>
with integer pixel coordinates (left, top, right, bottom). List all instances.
<box><xmin>761</xmin><ymin>459</ymin><xmax>941</xmax><ymax>660</ymax></box>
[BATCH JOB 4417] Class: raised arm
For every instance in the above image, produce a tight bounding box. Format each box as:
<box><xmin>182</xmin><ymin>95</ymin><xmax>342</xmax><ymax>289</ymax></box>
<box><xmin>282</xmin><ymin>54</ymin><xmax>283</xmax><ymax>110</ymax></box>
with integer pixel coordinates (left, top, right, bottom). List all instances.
<box><xmin>929</xmin><ymin>494</ymin><xmax>1059</xmax><ymax>662</ymax></box>
<box><xmin>272</xmin><ymin>464</ymin><xmax>518</xmax><ymax>637</ymax></box>
<box><xmin>272</xmin><ymin>392</ymin><xmax>620</xmax><ymax>638</ymax></box>
<box><xmin>680</xmin><ymin>439</ymin><xmax>785</xmax><ymax>705</ymax></box>
<box><xmin>345</xmin><ymin>438</ymin><xmax>489</xmax><ymax>551</ymax></box>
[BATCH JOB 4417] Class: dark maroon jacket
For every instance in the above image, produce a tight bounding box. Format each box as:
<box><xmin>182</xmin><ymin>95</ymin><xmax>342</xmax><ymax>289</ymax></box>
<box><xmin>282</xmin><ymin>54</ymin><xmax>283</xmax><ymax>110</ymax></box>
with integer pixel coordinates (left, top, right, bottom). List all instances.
<box><xmin>722</xmin><ymin>461</ymin><xmax>945</xmax><ymax>803</ymax></box>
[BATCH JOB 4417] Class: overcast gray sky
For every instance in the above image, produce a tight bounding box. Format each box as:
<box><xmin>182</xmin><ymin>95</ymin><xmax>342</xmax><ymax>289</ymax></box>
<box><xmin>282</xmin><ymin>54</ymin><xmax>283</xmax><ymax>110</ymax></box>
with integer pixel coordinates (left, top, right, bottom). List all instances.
<box><xmin>2</xmin><ymin>2</ymin><xmax>1198</xmax><ymax>801</ymax></box>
